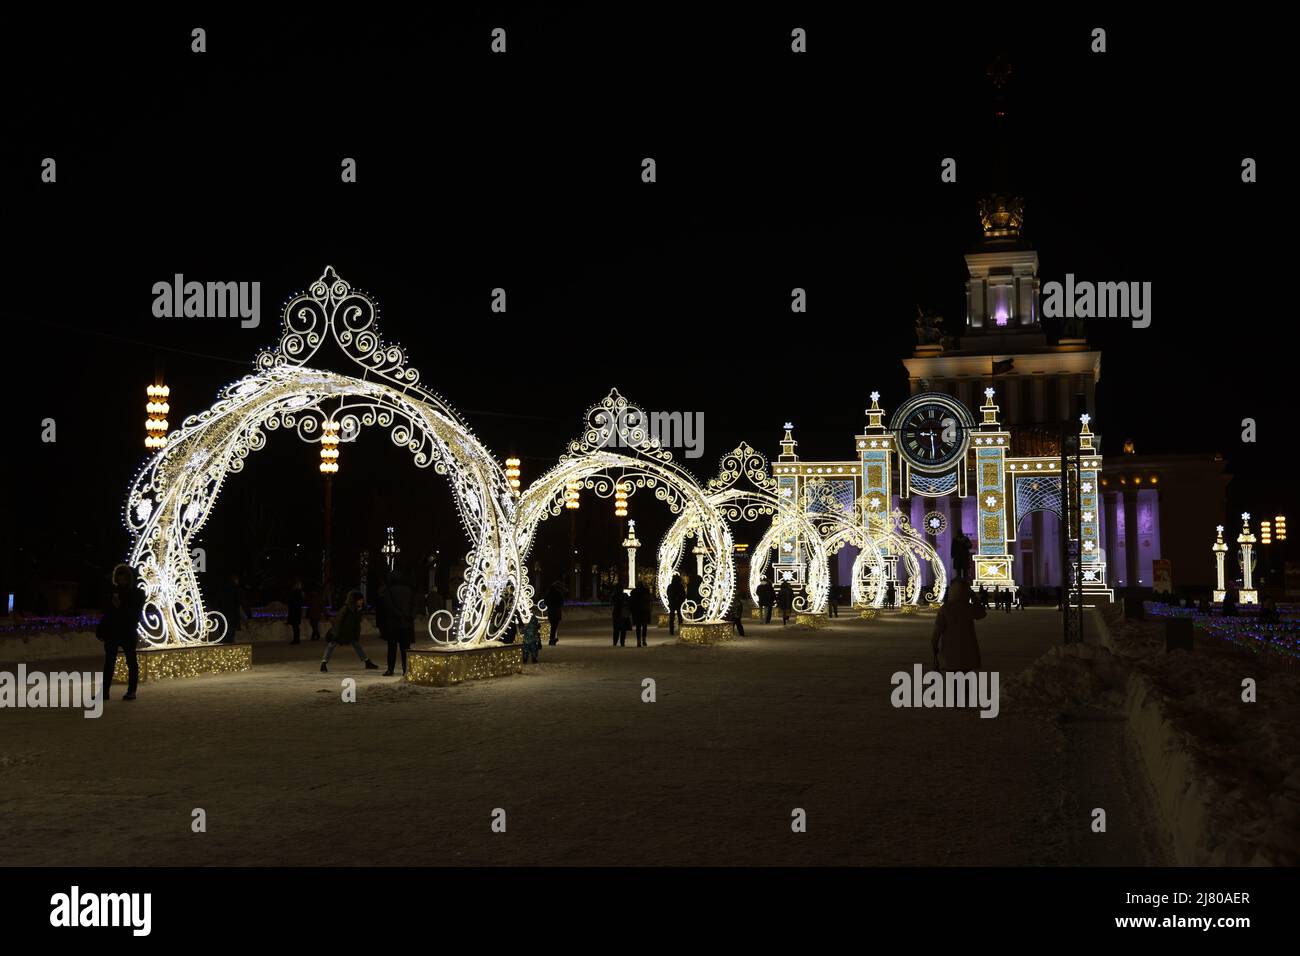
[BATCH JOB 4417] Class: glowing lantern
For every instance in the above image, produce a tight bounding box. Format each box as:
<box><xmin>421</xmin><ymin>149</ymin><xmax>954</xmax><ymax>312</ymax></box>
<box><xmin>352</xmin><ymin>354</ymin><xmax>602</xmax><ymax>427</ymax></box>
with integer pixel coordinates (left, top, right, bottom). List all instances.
<box><xmin>320</xmin><ymin>420</ymin><xmax>340</xmax><ymax>474</ymax></box>
<box><xmin>145</xmin><ymin>384</ymin><xmax>170</xmax><ymax>449</ymax></box>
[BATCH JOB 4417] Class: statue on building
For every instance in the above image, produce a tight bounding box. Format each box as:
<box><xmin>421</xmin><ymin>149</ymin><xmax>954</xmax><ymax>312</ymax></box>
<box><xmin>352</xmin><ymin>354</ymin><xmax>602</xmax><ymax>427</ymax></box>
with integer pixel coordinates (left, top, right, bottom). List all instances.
<box><xmin>915</xmin><ymin>305</ymin><xmax>946</xmax><ymax>347</ymax></box>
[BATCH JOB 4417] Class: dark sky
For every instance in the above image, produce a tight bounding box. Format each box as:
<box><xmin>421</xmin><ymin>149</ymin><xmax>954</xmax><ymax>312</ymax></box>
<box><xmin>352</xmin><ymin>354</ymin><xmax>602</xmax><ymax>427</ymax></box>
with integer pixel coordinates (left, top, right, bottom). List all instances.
<box><xmin>1</xmin><ymin>9</ymin><xmax>1291</xmax><ymax>593</ymax></box>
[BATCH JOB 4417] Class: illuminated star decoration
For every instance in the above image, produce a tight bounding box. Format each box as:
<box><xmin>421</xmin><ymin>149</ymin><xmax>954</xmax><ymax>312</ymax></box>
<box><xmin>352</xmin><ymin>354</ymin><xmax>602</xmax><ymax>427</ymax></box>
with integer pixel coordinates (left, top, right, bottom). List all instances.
<box><xmin>1216</xmin><ymin>525</ymin><xmax>1224</xmax><ymax>534</ymax></box>
<box><xmin>984</xmin><ymin>387</ymin><xmax>995</xmax><ymax>400</ymax></box>
<box><xmin>784</xmin><ymin>422</ymin><xmax>794</xmax><ymax>430</ymax></box>
<box><xmin>984</xmin><ymin>494</ymin><xmax>998</xmax><ymax>508</ymax></box>
<box><xmin>1080</xmin><ymin>413</ymin><xmax>1091</xmax><ymax>426</ymax></box>
<box><xmin>869</xmin><ymin>391</ymin><xmax>880</xmax><ymax>403</ymax></box>
<box><xmin>1242</xmin><ymin>512</ymin><xmax>1251</xmax><ymax>522</ymax></box>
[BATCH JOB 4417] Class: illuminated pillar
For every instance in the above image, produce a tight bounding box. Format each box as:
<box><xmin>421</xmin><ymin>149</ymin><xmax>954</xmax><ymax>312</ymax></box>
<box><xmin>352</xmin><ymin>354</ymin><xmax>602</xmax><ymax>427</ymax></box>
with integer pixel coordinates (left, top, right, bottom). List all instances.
<box><xmin>1238</xmin><ymin>512</ymin><xmax>1258</xmax><ymax>605</ymax></box>
<box><xmin>859</xmin><ymin>392</ymin><xmax>893</xmax><ymax>605</ymax></box>
<box><xmin>1076</xmin><ymin>416</ymin><xmax>1110</xmax><ymax>602</ymax></box>
<box><xmin>775</xmin><ymin>422</ymin><xmax>802</xmax><ymax>588</ymax></box>
<box><xmin>623</xmin><ymin>520</ymin><xmax>641</xmax><ymax>592</ymax></box>
<box><xmin>1211</xmin><ymin>524</ymin><xmax>1227</xmax><ymax>603</ymax></box>
<box><xmin>973</xmin><ymin>388</ymin><xmax>1013</xmax><ymax>591</ymax></box>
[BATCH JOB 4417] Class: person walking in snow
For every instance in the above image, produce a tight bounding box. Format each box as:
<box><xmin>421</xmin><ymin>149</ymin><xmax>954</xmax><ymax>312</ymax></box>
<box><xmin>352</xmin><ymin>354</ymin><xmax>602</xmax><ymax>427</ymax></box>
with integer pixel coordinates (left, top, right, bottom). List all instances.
<box><xmin>320</xmin><ymin>590</ymin><xmax>379</xmax><ymax>672</ymax></box>
<box><xmin>931</xmin><ymin>579</ymin><xmax>986</xmax><ymax>672</ymax></box>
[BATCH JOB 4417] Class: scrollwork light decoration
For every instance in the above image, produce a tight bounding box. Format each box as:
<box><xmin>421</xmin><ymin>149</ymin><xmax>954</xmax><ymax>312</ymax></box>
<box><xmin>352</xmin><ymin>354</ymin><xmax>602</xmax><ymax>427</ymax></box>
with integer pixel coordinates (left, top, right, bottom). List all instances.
<box><xmin>124</xmin><ymin>268</ymin><xmax>522</xmax><ymax>648</ymax></box>
<box><xmin>514</xmin><ymin>390</ymin><xmax>737</xmax><ymax>624</ymax></box>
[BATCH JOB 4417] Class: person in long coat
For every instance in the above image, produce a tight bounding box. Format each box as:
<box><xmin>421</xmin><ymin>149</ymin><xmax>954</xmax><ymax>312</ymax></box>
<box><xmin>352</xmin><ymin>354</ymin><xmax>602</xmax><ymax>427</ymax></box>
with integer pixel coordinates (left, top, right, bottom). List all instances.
<box><xmin>931</xmin><ymin>580</ymin><xmax>986</xmax><ymax>671</ymax></box>
<box><xmin>666</xmin><ymin>575</ymin><xmax>686</xmax><ymax>634</ymax></box>
<box><xmin>380</xmin><ymin>571</ymin><xmax>417</xmax><ymax>676</ymax></box>
<box><xmin>777</xmin><ymin>581</ymin><xmax>795</xmax><ymax>624</ymax></box>
<box><xmin>544</xmin><ymin>580</ymin><xmax>567</xmax><ymax>645</ymax></box>
<box><xmin>320</xmin><ymin>590</ymin><xmax>379</xmax><ymax>672</ymax></box>
<box><xmin>756</xmin><ymin>577</ymin><xmax>775</xmax><ymax>624</ymax></box>
<box><xmin>611</xmin><ymin>588</ymin><xmax>633</xmax><ymax>647</ymax></box>
<box><xmin>630</xmin><ymin>582</ymin><xmax>653</xmax><ymax>647</ymax></box>
<box><xmin>286</xmin><ymin>578</ymin><xmax>304</xmax><ymax>644</ymax></box>
<box><xmin>97</xmin><ymin>563</ymin><xmax>144</xmax><ymax>701</ymax></box>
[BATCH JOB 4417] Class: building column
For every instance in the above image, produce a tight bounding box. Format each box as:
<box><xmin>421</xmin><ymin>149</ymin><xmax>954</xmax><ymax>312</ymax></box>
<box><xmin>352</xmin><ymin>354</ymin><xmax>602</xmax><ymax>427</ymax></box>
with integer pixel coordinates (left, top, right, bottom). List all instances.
<box><xmin>1123</xmin><ymin>488</ymin><xmax>1140</xmax><ymax>593</ymax></box>
<box><xmin>1104</xmin><ymin>491</ymin><xmax>1120</xmax><ymax>585</ymax></box>
<box><xmin>1031</xmin><ymin>509</ymin><xmax>1046</xmax><ymax>587</ymax></box>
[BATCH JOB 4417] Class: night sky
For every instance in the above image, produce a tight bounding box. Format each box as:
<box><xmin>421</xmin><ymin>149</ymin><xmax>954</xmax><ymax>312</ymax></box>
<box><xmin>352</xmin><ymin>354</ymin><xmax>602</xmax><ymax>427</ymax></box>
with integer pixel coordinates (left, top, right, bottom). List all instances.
<box><xmin>1</xmin><ymin>9</ymin><xmax>1290</xmax><ymax>601</ymax></box>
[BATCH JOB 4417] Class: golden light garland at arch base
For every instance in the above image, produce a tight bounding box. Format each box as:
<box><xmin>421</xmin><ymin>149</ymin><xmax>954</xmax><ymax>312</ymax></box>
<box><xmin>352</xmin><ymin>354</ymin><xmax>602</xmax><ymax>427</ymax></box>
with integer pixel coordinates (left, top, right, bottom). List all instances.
<box><xmin>677</xmin><ymin>622</ymin><xmax>736</xmax><ymax>645</ymax></box>
<box><xmin>114</xmin><ymin>643</ymin><xmax>252</xmax><ymax>682</ymax></box>
<box><xmin>405</xmin><ymin>643</ymin><xmax>524</xmax><ymax>686</ymax></box>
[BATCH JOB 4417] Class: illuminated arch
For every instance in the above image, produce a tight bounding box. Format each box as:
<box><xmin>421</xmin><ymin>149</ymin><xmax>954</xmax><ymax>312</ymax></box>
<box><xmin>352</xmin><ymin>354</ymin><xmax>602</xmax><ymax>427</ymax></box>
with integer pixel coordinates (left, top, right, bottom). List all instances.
<box><xmin>514</xmin><ymin>391</ymin><xmax>736</xmax><ymax>623</ymax></box>
<box><xmin>123</xmin><ymin>268</ymin><xmax>521</xmax><ymax>647</ymax></box>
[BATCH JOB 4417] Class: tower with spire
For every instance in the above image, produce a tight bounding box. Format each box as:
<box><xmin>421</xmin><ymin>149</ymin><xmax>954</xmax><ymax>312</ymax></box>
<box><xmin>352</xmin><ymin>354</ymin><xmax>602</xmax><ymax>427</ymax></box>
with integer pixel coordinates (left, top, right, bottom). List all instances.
<box><xmin>904</xmin><ymin>58</ymin><xmax>1102</xmax><ymax>448</ymax></box>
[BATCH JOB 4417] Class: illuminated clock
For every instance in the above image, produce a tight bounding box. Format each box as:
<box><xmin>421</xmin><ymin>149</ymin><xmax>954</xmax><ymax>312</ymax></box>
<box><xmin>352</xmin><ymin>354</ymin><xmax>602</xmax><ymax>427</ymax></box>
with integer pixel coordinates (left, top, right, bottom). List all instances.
<box><xmin>890</xmin><ymin>394</ymin><xmax>973</xmax><ymax>473</ymax></box>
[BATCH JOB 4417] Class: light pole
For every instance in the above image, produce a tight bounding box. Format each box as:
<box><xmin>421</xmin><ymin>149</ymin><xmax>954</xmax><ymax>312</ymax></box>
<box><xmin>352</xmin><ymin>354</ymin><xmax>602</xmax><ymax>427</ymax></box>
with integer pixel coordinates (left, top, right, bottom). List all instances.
<box><xmin>320</xmin><ymin>420</ymin><xmax>340</xmax><ymax>598</ymax></box>
<box><xmin>623</xmin><ymin>519</ymin><xmax>641</xmax><ymax>593</ymax></box>
<box><xmin>1211</xmin><ymin>525</ymin><xmax>1228</xmax><ymax>603</ymax></box>
<box><xmin>1238</xmin><ymin>512</ymin><xmax>1258</xmax><ymax>605</ymax></box>
<box><xmin>566</xmin><ymin>480</ymin><xmax>581</xmax><ymax>596</ymax></box>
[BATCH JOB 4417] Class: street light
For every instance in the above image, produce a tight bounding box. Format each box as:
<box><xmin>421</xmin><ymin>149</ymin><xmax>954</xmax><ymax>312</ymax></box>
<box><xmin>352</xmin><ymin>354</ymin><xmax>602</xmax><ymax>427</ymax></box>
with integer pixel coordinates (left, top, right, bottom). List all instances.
<box><xmin>1261</xmin><ymin>520</ymin><xmax>1272</xmax><ymax>546</ymax></box>
<box><xmin>614</xmin><ymin>481</ymin><xmax>628</xmax><ymax>518</ymax></box>
<box><xmin>565</xmin><ymin>480</ymin><xmax>581</xmax><ymax>510</ymax></box>
<box><xmin>505</xmin><ymin>457</ymin><xmax>521</xmax><ymax>492</ymax></box>
<box><xmin>1276</xmin><ymin>515</ymin><xmax>1288</xmax><ymax>542</ymax></box>
<box><xmin>145</xmin><ymin>384</ymin><xmax>170</xmax><ymax>449</ymax></box>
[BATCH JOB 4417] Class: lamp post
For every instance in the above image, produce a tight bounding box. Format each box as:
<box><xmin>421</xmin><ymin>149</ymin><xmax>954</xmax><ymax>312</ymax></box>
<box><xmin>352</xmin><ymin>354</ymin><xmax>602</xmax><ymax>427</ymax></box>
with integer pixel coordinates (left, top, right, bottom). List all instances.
<box><xmin>1211</xmin><ymin>524</ymin><xmax>1228</xmax><ymax>603</ymax></box>
<box><xmin>382</xmin><ymin>526</ymin><xmax>400</xmax><ymax>572</ymax></box>
<box><xmin>565</xmin><ymin>480</ymin><xmax>581</xmax><ymax>596</ymax></box>
<box><xmin>1238</xmin><ymin>512</ymin><xmax>1258</xmax><ymax>605</ymax></box>
<box><xmin>623</xmin><ymin>519</ymin><xmax>641</xmax><ymax>593</ymax></box>
<box><xmin>320</xmin><ymin>420</ymin><xmax>340</xmax><ymax>598</ymax></box>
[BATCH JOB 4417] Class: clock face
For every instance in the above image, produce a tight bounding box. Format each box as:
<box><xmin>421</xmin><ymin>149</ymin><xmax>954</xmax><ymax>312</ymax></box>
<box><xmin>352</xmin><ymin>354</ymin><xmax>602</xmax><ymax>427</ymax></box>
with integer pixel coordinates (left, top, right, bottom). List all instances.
<box><xmin>899</xmin><ymin>402</ymin><xmax>966</xmax><ymax>470</ymax></box>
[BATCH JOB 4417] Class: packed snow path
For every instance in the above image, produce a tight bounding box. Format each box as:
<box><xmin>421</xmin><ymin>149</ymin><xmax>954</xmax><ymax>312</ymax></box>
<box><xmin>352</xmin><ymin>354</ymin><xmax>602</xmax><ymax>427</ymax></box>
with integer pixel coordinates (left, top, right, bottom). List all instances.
<box><xmin>0</xmin><ymin>609</ymin><xmax>1167</xmax><ymax>865</ymax></box>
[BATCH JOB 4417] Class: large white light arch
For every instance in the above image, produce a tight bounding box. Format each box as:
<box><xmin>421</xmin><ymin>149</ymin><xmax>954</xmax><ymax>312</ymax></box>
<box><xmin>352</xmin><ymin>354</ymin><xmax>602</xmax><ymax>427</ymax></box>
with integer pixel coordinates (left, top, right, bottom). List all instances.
<box><xmin>123</xmin><ymin>268</ymin><xmax>521</xmax><ymax>647</ymax></box>
<box><xmin>513</xmin><ymin>391</ymin><xmax>736</xmax><ymax>623</ymax></box>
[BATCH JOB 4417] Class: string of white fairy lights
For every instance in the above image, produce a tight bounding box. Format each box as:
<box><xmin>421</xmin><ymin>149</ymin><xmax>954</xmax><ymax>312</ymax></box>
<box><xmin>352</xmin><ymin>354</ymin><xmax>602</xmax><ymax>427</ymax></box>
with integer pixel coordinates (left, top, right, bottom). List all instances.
<box><xmin>122</xmin><ymin>268</ymin><xmax>946</xmax><ymax>649</ymax></box>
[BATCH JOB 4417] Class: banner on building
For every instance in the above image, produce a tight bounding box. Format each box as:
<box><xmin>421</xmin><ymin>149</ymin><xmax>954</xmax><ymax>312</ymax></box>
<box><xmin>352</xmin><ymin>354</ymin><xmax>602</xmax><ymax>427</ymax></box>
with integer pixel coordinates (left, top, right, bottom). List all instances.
<box><xmin>1151</xmin><ymin>559</ymin><xmax>1172</xmax><ymax>594</ymax></box>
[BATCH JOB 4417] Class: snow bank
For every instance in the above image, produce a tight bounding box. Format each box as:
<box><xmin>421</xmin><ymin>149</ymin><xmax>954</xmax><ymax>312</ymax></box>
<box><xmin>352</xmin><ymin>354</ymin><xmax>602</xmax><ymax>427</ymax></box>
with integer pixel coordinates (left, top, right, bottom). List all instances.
<box><xmin>1009</xmin><ymin>606</ymin><xmax>1300</xmax><ymax>865</ymax></box>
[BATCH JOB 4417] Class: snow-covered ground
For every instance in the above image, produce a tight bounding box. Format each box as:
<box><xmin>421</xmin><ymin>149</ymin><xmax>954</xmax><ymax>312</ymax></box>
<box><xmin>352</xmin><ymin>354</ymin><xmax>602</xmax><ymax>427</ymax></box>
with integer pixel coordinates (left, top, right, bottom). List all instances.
<box><xmin>1006</xmin><ymin>606</ymin><xmax>1300</xmax><ymax>865</ymax></box>
<box><xmin>1</xmin><ymin>611</ymin><xmax>1168</xmax><ymax>866</ymax></box>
